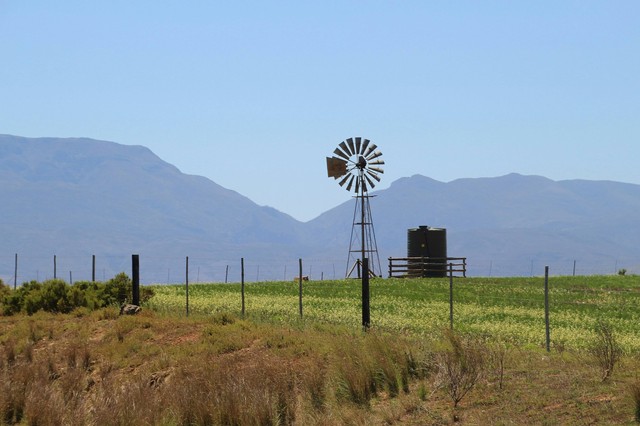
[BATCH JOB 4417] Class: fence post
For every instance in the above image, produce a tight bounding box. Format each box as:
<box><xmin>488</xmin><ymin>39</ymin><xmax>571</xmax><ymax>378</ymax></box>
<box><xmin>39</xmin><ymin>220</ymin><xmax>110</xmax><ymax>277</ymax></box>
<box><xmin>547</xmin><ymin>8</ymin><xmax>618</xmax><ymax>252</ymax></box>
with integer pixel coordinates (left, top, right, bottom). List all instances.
<box><xmin>69</xmin><ymin>271</ymin><xmax>73</xmax><ymax>285</ymax></box>
<box><xmin>92</xmin><ymin>255</ymin><xmax>96</xmax><ymax>282</ymax></box>
<box><xmin>225</xmin><ymin>265</ymin><xmax>229</xmax><ymax>284</ymax></box>
<box><xmin>132</xmin><ymin>254</ymin><xmax>140</xmax><ymax>306</ymax></box>
<box><xmin>14</xmin><ymin>253</ymin><xmax>17</xmax><ymax>289</ymax></box>
<box><xmin>241</xmin><ymin>258</ymin><xmax>245</xmax><ymax>317</ymax></box>
<box><xmin>463</xmin><ymin>258</ymin><xmax>467</xmax><ymax>278</ymax></box>
<box><xmin>185</xmin><ymin>256</ymin><xmax>189</xmax><ymax>317</ymax></box>
<box><xmin>573</xmin><ymin>260</ymin><xmax>576</xmax><ymax>277</ymax></box>
<box><xmin>544</xmin><ymin>266</ymin><xmax>550</xmax><ymax>352</ymax></box>
<box><xmin>362</xmin><ymin>257</ymin><xmax>370</xmax><ymax>330</ymax></box>
<box><xmin>298</xmin><ymin>258</ymin><xmax>303</xmax><ymax>318</ymax></box>
<box><xmin>449</xmin><ymin>263</ymin><xmax>454</xmax><ymax>330</ymax></box>
<box><xmin>54</xmin><ymin>254</ymin><xmax>57</xmax><ymax>279</ymax></box>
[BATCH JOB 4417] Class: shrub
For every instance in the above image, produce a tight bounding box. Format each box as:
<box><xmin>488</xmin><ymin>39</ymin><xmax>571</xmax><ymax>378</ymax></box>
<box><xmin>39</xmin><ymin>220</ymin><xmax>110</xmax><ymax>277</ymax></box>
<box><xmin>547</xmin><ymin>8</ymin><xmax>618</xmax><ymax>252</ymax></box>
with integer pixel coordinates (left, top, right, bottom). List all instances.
<box><xmin>590</xmin><ymin>320</ymin><xmax>623</xmax><ymax>381</ymax></box>
<box><xmin>436</xmin><ymin>329</ymin><xmax>486</xmax><ymax>409</ymax></box>
<box><xmin>0</xmin><ymin>279</ymin><xmax>10</xmax><ymax>298</ymax></box>
<box><xmin>99</xmin><ymin>272</ymin><xmax>132</xmax><ymax>306</ymax></box>
<box><xmin>631</xmin><ymin>380</ymin><xmax>640</xmax><ymax>423</ymax></box>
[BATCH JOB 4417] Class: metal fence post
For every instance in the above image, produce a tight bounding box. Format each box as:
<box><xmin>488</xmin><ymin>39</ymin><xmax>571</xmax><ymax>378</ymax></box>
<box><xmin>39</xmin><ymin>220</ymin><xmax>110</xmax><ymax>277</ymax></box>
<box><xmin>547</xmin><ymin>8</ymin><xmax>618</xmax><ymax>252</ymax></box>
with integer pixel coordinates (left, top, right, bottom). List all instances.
<box><xmin>185</xmin><ymin>256</ymin><xmax>189</xmax><ymax>317</ymax></box>
<box><xmin>298</xmin><ymin>258</ymin><xmax>303</xmax><ymax>318</ymax></box>
<box><xmin>14</xmin><ymin>253</ymin><xmax>18</xmax><ymax>289</ymax></box>
<box><xmin>544</xmin><ymin>266</ymin><xmax>550</xmax><ymax>352</ymax></box>
<box><xmin>241</xmin><ymin>258</ymin><xmax>245</xmax><ymax>317</ymax></box>
<box><xmin>449</xmin><ymin>263</ymin><xmax>454</xmax><ymax>330</ymax></box>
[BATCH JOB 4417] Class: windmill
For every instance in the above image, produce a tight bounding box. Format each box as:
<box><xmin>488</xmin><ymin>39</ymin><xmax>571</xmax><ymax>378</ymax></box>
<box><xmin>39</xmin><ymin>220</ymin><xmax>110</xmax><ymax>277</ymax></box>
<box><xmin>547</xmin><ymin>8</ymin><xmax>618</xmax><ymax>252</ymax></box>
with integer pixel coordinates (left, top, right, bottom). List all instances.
<box><xmin>326</xmin><ymin>137</ymin><xmax>384</xmax><ymax>278</ymax></box>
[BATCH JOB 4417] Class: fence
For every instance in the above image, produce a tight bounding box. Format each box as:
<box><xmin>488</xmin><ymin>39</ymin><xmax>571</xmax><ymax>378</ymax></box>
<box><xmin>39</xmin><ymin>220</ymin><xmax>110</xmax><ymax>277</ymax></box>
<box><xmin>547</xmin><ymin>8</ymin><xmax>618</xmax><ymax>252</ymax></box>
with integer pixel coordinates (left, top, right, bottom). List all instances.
<box><xmin>1</xmin><ymin>252</ymin><xmax>639</xmax><ymax>288</ymax></box>
<box><xmin>388</xmin><ymin>257</ymin><xmax>467</xmax><ymax>278</ymax></box>
<box><xmin>0</xmin><ymin>253</ymin><xmax>350</xmax><ymax>287</ymax></box>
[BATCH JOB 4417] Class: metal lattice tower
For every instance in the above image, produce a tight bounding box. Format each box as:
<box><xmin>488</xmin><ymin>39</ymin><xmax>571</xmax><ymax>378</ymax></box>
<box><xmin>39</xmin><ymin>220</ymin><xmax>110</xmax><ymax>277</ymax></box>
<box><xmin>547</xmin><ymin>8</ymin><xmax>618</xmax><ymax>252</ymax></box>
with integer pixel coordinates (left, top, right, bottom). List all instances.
<box><xmin>326</xmin><ymin>137</ymin><xmax>384</xmax><ymax>278</ymax></box>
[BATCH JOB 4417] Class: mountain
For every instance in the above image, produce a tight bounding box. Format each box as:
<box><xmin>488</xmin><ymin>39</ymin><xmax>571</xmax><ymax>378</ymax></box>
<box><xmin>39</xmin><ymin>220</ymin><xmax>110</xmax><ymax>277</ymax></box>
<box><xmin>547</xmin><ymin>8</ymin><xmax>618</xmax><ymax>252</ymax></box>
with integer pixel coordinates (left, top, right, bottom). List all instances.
<box><xmin>2</xmin><ymin>134</ymin><xmax>639</xmax><ymax>283</ymax></box>
<box><xmin>307</xmin><ymin>174</ymin><xmax>640</xmax><ymax>276</ymax></box>
<box><xmin>0</xmin><ymin>135</ymin><xmax>307</xmax><ymax>283</ymax></box>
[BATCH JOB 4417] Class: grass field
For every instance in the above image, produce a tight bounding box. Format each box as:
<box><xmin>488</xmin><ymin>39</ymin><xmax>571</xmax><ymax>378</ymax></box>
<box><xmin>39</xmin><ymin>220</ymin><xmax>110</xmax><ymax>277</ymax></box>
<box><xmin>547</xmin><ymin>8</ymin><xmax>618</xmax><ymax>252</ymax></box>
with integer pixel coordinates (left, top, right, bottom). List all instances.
<box><xmin>147</xmin><ymin>275</ymin><xmax>640</xmax><ymax>352</ymax></box>
<box><xmin>3</xmin><ymin>275</ymin><xmax>640</xmax><ymax>424</ymax></box>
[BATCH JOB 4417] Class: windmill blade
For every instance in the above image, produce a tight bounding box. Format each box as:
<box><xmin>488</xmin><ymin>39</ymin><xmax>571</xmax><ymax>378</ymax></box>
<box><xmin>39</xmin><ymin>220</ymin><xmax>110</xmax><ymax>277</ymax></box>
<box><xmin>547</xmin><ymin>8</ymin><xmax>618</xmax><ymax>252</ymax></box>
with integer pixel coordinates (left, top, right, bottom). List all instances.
<box><xmin>366</xmin><ymin>150</ymin><xmax>383</xmax><ymax>161</ymax></box>
<box><xmin>346</xmin><ymin>175</ymin><xmax>355</xmax><ymax>192</ymax></box>
<box><xmin>368</xmin><ymin>159</ymin><xmax>385</xmax><ymax>165</ymax></box>
<box><xmin>346</xmin><ymin>138</ymin><xmax>356</xmax><ymax>156</ymax></box>
<box><xmin>333</xmin><ymin>147</ymin><xmax>350</xmax><ymax>161</ymax></box>
<box><xmin>364</xmin><ymin>173</ymin><xmax>376</xmax><ymax>189</ymax></box>
<box><xmin>339</xmin><ymin>141</ymin><xmax>353</xmax><ymax>157</ymax></box>
<box><xmin>338</xmin><ymin>173</ymin><xmax>352</xmax><ymax>187</ymax></box>
<box><xmin>363</xmin><ymin>143</ymin><xmax>377</xmax><ymax>158</ymax></box>
<box><xmin>368</xmin><ymin>166</ymin><xmax>384</xmax><ymax>174</ymax></box>
<box><xmin>366</xmin><ymin>170</ymin><xmax>381</xmax><ymax>182</ymax></box>
<box><xmin>361</xmin><ymin>139</ymin><xmax>370</xmax><ymax>156</ymax></box>
<box><xmin>355</xmin><ymin>137</ymin><xmax>362</xmax><ymax>155</ymax></box>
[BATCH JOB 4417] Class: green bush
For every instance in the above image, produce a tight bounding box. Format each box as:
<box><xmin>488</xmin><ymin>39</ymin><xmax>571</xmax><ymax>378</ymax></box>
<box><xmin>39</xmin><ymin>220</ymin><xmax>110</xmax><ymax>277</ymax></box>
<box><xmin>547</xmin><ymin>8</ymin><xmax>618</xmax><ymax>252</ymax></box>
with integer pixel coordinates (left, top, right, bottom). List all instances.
<box><xmin>100</xmin><ymin>272</ymin><xmax>132</xmax><ymax>306</ymax></box>
<box><xmin>0</xmin><ymin>272</ymin><xmax>153</xmax><ymax>316</ymax></box>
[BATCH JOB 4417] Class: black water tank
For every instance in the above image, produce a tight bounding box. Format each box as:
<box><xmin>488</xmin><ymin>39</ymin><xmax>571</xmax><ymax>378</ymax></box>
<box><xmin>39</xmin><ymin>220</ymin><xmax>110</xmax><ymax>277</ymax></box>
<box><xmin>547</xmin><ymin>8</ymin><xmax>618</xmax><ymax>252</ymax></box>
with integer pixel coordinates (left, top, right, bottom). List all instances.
<box><xmin>407</xmin><ymin>226</ymin><xmax>447</xmax><ymax>277</ymax></box>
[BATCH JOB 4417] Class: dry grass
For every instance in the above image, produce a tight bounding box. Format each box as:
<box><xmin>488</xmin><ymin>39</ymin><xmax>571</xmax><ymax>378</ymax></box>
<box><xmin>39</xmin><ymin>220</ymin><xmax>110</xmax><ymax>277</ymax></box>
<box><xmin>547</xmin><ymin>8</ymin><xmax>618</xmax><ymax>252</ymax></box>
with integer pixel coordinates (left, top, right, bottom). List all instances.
<box><xmin>1</xmin><ymin>309</ymin><xmax>640</xmax><ymax>425</ymax></box>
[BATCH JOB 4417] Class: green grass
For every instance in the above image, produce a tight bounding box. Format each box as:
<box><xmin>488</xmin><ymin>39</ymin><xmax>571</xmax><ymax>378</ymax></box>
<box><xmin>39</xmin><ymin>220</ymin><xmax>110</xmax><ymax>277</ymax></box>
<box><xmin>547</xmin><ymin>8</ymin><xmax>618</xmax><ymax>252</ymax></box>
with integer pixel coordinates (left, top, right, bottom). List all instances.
<box><xmin>147</xmin><ymin>275</ymin><xmax>640</xmax><ymax>352</ymax></box>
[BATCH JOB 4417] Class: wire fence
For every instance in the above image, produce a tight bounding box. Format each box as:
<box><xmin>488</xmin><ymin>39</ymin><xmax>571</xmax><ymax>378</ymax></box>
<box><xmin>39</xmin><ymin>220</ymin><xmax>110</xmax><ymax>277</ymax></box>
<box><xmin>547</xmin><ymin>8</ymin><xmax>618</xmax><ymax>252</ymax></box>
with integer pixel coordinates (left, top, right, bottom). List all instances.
<box><xmin>0</xmin><ymin>254</ymin><xmax>351</xmax><ymax>287</ymax></box>
<box><xmin>1</xmin><ymin>253</ymin><xmax>639</xmax><ymax>288</ymax></box>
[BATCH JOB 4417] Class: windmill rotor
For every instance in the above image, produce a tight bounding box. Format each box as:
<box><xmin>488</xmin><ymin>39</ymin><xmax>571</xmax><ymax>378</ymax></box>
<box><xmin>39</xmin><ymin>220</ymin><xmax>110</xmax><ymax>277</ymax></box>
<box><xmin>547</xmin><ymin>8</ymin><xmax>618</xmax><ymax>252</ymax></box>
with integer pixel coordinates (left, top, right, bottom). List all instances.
<box><xmin>326</xmin><ymin>137</ymin><xmax>384</xmax><ymax>193</ymax></box>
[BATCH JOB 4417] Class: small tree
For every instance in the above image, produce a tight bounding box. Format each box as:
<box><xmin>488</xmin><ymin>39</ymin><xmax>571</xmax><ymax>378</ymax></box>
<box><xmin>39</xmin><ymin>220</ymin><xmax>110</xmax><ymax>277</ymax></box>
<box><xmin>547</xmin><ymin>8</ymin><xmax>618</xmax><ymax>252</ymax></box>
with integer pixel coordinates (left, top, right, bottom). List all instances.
<box><xmin>590</xmin><ymin>320</ymin><xmax>623</xmax><ymax>382</ymax></box>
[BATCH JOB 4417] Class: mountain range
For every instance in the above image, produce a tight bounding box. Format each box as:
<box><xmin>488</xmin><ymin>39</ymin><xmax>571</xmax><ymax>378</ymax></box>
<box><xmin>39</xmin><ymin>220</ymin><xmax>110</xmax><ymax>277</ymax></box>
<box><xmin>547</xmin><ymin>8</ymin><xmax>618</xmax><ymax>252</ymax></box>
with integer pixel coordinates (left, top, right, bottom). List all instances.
<box><xmin>2</xmin><ymin>134</ymin><xmax>639</xmax><ymax>283</ymax></box>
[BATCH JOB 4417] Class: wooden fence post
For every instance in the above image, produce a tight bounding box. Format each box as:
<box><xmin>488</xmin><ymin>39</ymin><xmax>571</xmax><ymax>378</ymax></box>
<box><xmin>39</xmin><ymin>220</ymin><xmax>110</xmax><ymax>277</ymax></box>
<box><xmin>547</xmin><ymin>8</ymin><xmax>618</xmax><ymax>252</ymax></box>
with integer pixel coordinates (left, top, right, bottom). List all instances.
<box><xmin>92</xmin><ymin>255</ymin><xmax>96</xmax><ymax>282</ymax></box>
<box><xmin>132</xmin><ymin>254</ymin><xmax>140</xmax><ymax>306</ymax></box>
<box><xmin>362</xmin><ymin>258</ymin><xmax>370</xmax><ymax>330</ymax></box>
<box><xmin>54</xmin><ymin>254</ymin><xmax>57</xmax><ymax>279</ymax></box>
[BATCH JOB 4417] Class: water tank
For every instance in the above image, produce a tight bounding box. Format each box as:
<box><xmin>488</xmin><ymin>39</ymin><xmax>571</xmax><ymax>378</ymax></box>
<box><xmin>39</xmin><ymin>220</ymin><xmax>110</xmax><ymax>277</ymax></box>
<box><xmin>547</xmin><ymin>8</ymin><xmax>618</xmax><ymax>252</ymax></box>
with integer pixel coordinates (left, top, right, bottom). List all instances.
<box><xmin>407</xmin><ymin>226</ymin><xmax>447</xmax><ymax>277</ymax></box>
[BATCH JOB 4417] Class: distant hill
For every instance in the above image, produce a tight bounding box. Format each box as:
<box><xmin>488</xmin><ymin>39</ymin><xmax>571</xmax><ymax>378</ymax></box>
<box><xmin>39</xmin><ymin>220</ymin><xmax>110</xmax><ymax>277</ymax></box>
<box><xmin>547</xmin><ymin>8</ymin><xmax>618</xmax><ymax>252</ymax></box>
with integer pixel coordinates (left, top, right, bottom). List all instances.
<box><xmin>0</xmin><ymin>135</ymin><xmax>306</xmax><ymax>283</ymax></box>
<box><xmin>2</xmin><ymin>134</ymin><xmax>639</xmax><ymax>283</ymax></box>
<box><xmin>308</xmin><ymin>174</ymin><xmax>640</xmax><ymax>276</ymax></box>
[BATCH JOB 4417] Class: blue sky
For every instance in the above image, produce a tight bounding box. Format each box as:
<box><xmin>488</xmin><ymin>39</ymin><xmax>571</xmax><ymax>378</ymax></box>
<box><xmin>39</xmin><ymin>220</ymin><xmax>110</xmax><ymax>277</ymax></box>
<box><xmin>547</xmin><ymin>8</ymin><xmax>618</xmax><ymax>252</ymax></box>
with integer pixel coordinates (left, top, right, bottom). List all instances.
<box><xmin>1</xmin><ymin>1</ymin><xmax>639</xmax><ymax>221</ymax></box>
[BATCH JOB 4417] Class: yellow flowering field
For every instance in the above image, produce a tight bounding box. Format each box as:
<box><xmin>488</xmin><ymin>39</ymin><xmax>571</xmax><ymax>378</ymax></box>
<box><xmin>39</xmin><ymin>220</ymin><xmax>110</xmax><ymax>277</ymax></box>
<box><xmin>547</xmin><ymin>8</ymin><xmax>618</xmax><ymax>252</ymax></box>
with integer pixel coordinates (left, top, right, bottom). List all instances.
<box><xmin>146</xmin><ymin>275</ymin><xmax>640</xmax><ymax>352</ymax></box>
